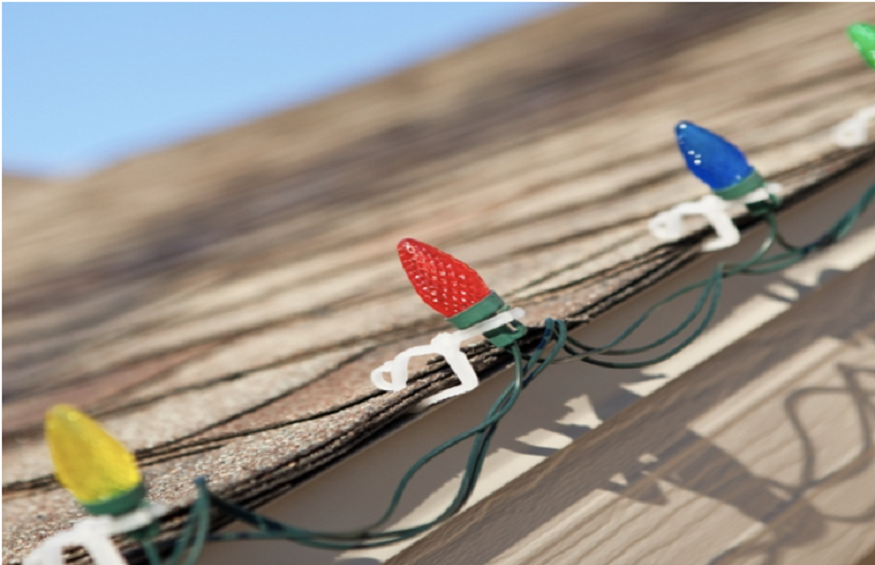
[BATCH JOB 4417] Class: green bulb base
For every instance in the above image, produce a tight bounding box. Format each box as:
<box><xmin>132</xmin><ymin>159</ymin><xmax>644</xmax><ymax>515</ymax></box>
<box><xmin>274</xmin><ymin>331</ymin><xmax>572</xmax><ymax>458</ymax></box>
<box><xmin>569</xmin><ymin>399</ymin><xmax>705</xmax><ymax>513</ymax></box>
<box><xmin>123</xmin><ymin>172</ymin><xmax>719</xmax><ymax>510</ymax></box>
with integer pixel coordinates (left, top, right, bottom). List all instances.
<box><xmin>81</xmin><ymin>482</ymin><xmax>147</xmax><ymax>516</ymax></box>
<box><xmin>745</xmin><ymin>190</ymin><xmax>782</xmax><ymax>217</ymax></box>
<box><xmin>447</xmin><ymin>291</ymin><xmax>527</xmax><ymax>348</ymax></box>
<box><xmin>715</xmin><ymin>169</ymin><xmax>765</xmax><ymax>201</ymax></box>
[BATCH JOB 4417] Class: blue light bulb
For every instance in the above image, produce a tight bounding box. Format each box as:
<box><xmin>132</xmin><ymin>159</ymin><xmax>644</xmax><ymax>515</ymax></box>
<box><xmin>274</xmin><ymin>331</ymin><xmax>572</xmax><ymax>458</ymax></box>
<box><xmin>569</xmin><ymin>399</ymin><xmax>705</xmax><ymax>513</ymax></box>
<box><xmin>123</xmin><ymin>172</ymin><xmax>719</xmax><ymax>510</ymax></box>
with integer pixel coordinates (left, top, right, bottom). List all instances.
<box><xmin>675</xmin><ymin>121</ymin><xmax>761</xmax><ymax>198</ymax></box>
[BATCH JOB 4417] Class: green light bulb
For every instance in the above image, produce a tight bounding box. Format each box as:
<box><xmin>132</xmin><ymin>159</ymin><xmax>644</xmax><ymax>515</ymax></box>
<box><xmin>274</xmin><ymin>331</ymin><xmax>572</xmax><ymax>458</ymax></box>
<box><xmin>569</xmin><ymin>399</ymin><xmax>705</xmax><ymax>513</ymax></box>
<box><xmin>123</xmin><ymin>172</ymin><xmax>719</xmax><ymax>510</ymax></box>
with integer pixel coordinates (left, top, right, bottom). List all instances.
<box><xmin>848</xmin><ymin>23</ymin><xmax>875</xmax><ymax>70</ymax></box>
<box><xmin>46</xmin><ymin>404</ymin><xmax>145</xmax><ymax>515</ymax></box>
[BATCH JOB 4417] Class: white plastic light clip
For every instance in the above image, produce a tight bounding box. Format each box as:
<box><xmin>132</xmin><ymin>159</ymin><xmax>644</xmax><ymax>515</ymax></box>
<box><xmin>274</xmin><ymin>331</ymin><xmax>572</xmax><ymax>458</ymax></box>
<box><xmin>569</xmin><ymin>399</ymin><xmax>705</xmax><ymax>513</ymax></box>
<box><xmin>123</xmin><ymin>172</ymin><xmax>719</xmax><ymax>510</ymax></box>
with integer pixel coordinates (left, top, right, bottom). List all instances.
<box><xmin>833</xmin><ymin>105</ymin><xmax>875</xmax><ymax>148</ymax></box>
<box><xmin>24</xmin><ymin>503</ymin><xmax>166</xmax><ymax>565</ymax></box>
<box><xmin>371</xmin><ymin>307</ymin><xmax>525</xmax><ymax>408</ymax></box>
<box><xmin>648</xmin><ymin>183</ymin><xmax>783</xmax><ymax>252</ymax></box>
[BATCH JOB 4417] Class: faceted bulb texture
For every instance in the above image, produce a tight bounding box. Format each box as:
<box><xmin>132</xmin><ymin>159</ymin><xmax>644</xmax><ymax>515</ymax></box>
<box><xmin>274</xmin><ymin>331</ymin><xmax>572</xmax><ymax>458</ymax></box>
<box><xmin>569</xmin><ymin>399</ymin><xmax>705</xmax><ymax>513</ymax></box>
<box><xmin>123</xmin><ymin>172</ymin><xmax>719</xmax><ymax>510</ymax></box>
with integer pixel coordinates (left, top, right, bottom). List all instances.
<box><xmin>46</xmin><ymin>404</ymin><xmax>142</xmax><ymax>505</ymax></box>
<box><xmin>676</xmin><ymin>121</ymin><xmax>753</xmax><ymax>192</ymax></box>
<box><xmin>848</xmin><ymin>23</ymin><xmax>875</xmax><ymax>69</ymax></box>
<box><xmin>397</xmin><ymin>238</ymin><xmax>492</xmax><ymax>318</ymax></box>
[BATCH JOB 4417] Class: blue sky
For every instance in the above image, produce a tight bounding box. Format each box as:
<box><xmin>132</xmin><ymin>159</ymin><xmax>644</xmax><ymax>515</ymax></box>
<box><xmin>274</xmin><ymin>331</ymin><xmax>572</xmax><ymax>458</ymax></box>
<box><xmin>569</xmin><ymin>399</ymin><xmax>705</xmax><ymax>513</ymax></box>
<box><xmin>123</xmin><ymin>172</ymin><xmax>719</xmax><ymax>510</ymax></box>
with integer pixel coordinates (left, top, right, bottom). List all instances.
<box><xmin>3</xmin><ymin>3</ymin><xmax>563</xmax><ymax>176</ymax></box>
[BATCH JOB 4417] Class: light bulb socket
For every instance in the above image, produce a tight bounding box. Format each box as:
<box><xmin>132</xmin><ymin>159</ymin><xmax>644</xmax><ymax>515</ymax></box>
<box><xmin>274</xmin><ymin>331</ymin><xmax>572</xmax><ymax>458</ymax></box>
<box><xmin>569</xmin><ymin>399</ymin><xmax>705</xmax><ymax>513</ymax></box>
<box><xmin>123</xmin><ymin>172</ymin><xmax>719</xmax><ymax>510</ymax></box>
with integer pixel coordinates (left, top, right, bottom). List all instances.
<box><xmin>745</xmin><ymin>190</ymin><xmax>782</xmax><ymax>216</ymax></box>
<box><xmin>81</xmin><ymin>482</ymin><xmax>147</xmax><ymax>516</ymax></box>
<box><xmin>714</xmin><ymin>169</ymin><xmax>765</xmax><ymax>201</ymax></box>
<box><xmin>447</xmin><ymin>291</ymin><xmax>527</xmax><ymax>348</ymax></box>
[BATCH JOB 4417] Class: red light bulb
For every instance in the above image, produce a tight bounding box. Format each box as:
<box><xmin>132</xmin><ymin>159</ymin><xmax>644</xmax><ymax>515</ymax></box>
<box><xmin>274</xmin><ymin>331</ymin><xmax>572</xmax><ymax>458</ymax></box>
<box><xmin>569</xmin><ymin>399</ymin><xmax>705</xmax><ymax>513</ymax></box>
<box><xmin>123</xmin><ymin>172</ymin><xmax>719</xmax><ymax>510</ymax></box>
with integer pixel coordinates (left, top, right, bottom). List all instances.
<box><xmin>397</xmin><ymin>238</ymin><xmax>492</xmax><ymax>318</ymax></box>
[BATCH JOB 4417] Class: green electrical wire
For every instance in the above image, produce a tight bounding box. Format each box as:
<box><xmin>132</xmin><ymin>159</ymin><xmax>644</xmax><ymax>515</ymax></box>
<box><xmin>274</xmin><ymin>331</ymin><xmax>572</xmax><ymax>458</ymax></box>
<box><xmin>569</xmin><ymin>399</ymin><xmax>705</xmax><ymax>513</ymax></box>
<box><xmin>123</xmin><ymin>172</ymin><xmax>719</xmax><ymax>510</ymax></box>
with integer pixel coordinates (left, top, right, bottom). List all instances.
<box><xmin>203</xmin><ymin>324</ymin><xmax>567</xmax><ymax>549</ymax></box>
<box><xmin>139</xmin><ymin>179</ymin><xmax>874</xmax><ymax>561</ymax></box>
<box><xmin>556</xmin><ymin>217</ymin><xmax>775</xmax><ymax>367</ymax></box>
<box><xmin>141</xmin><ymin>478</ymin><xmax>212</xmax><ymax>565</ymax></box>
<box><xmin>554</xmin><ymin>179</ymin><xmax>875</xmax><ymax>367</ymax></box>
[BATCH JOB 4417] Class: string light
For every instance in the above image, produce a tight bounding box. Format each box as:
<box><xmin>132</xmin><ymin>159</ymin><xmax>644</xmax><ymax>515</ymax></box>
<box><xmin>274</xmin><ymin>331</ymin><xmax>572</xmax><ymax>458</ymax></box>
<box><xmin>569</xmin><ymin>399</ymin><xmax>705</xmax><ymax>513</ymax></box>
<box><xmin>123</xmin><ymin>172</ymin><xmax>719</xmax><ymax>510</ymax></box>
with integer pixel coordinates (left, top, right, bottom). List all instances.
<box><xmin>371</xmin><ymin>240</ymin><xmax>526</xmax><ymax>405</ymax></box>
<box><xmin>20</xmin><ymin>21</ymin><xmax>875</xmax><ymax>564</ymax></box>
<box><xmin>649</xmin><ymin>121</ymin><xmax>782</xmax><ymax>250</ymax></box>
<box><xmin>24</xmin><ymin>406</ymin><xmax>166</xmax><ymax>565</ymax></box>
<box><xmin>848</xmin><ymin>23</ymin><xmax>875</xmax><ymax>69</ymax></box>
<box><xmin>675</xmin><ymin>121</ymin><xmax>765</xmax><ymax>200</ymax></box>
<box><xmin>397</xmin><ymin>238</ymin><xmax>525</xmax><ymax>347</ymax></box>
<box><xmin>174</xmin><ymin>174</ymin><xmax>875</xmax><ymax>558</ymax></box>
<box><xmin>46</xmin><ymin>404</ymin><xmax>145</xmax><ymax>516</ymax></box>
<box><xmin>397</xmin><ymin>237</ymin><xmax>491</xmax><ymax>315</ymax></box>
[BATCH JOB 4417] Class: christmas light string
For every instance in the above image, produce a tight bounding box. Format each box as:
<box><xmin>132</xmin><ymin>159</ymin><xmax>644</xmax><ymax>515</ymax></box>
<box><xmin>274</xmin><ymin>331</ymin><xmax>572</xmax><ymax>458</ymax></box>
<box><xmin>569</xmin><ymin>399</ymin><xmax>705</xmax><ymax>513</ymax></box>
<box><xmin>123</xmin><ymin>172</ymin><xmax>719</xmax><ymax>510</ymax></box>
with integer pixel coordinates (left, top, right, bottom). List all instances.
<box><xmin>33</xmin><ymin>172</ymin><xmax>874</xmax><ymax>564</ymax></box>
<box><xmin>23</xmin><ymin>23</ymin><xmax>875</xmax><ymax>565</ymax></box>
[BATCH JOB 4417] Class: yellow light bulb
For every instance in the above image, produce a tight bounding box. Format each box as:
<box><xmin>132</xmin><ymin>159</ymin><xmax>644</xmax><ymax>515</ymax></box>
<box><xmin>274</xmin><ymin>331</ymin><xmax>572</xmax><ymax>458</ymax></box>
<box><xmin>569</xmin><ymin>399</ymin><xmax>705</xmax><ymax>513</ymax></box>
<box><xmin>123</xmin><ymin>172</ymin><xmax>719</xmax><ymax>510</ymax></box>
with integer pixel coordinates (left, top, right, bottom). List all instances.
<box><xmin>46</xmin><ymin>404</ymin><xmax>144</xmax><ymax>515</ymax></box>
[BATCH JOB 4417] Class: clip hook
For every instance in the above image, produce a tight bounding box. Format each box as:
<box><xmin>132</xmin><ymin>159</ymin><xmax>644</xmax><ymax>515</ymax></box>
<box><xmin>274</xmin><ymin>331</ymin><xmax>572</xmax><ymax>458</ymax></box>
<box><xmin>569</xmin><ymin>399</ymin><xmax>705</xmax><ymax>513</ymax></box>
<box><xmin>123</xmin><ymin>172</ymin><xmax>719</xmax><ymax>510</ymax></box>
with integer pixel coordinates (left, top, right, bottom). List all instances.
<box><xmin>371</xmin><ymin>308</ymin><xmax>525</xmax><ymax>408</ymax></box>
<box><xmin>833</xmin><ymin>105</ymin><xmax>875</xmax><ymax>148</ymax></box>
<box><xmin>24</xmin><ymin>504</ymin><xmax>165</xmax><ymax>565</ymax></box>
<box><xmin>649</xmin><ymin>184</ymin><xmax>783</xmax><ymax>252</ymax></box>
